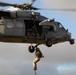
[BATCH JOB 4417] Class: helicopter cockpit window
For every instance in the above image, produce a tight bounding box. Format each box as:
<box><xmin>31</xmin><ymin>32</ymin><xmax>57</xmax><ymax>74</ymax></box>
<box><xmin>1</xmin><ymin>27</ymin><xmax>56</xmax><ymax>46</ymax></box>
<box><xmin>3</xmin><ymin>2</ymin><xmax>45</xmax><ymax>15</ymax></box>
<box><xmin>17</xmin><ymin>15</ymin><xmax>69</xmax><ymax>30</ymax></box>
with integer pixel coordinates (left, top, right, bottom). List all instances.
<box><xmin>7</xmin><ymin>20</ymin><xmax>14</xmax><ymax>28</ymax></box>
<box><xmin>49</xmin><ymin>26</ymin><xmax>54</xmax><ymax>32</ymax></box>
<box><xmin>43</xmin><ymin>26</ymin><xmax>54</xmax><ymax>32</ymax></box>
<box><xmin>58</xmin><ymin>23</ymin><xmax>64</xmax><ymax>28</ymax></box>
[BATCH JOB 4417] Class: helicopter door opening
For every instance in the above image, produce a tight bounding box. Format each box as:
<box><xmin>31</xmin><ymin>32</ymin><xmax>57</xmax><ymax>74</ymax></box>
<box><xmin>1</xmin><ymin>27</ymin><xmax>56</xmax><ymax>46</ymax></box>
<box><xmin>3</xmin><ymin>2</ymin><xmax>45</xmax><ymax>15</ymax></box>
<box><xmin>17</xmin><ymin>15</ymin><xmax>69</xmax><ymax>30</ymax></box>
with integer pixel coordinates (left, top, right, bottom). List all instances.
<box><xmin>24</xmin><ymin>20</ymin><xmax>42</xmax><ymax>37</ymax></box>
<box><xmin>24</xmin><ymin>20</ymin><xmax>33</xmax><ymax>36</ymax></box>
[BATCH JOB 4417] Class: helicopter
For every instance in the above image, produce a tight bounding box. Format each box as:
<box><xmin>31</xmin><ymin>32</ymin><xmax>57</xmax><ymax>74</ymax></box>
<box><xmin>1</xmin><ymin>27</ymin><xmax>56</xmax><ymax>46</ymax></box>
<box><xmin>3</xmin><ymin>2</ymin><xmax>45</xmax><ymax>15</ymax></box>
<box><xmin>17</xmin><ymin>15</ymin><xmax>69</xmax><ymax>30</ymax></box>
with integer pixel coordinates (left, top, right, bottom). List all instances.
<box><xmin>0</xmin><ymin>0</ymin><xmax>75</xmax><ymax>53</ymax></box>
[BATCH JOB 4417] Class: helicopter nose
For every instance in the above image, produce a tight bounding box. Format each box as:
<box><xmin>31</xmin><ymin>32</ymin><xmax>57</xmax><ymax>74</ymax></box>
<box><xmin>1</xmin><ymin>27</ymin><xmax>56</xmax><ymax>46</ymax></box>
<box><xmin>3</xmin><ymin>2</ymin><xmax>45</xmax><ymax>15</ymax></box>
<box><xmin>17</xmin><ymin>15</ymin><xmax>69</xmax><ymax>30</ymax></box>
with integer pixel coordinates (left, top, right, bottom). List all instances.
<box><xmin>67</xmin><ymin>32</ymin><xmax>71</xmax><ymax>36</ymax></box>
<box><xmin>67</xmin><ymin>31</ymin><xmax>71</xmax><ymax>38</ymax></box>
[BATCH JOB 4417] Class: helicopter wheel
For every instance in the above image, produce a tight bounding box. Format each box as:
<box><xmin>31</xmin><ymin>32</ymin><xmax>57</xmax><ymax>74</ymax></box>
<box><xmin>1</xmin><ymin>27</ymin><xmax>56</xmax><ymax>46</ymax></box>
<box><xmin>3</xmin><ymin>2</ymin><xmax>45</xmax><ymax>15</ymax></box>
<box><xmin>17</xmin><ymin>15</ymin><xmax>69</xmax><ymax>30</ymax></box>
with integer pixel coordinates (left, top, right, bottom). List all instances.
<box><xmin>45</xmin><ymin>40</ymin><xmax>52</xmax><ymax>47</ymax></box>
<box><xmin>69</xmin><ymin>39</ymin><xmax>74</xmax><ymax>45</ymax></box>
<box><xmin>28</xmin><ymin>45</ymin><xmax>35</xmax><ymax>53</ymax></box>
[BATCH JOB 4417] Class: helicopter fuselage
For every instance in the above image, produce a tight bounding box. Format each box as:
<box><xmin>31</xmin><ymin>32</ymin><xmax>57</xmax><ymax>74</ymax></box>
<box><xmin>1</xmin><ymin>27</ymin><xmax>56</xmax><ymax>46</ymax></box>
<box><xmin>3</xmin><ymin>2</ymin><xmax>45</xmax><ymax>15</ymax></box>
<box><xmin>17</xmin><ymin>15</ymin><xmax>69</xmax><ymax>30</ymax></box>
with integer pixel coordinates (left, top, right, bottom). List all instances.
<box><xmin>0</xmin><ymin>11</ymin><xmax>74</xmax><ymax>47</ymax></box>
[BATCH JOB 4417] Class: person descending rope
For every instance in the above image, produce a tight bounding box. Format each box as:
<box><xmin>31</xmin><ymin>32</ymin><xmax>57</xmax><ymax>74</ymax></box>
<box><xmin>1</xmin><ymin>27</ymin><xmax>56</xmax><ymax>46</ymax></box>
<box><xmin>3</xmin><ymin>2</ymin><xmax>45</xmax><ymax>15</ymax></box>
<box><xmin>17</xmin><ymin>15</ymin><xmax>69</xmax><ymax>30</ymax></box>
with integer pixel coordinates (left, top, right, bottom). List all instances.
<box><xmin>33</xmin><ymin>47</ymin><xmax>44</xmax><ymax>70</ymax></box>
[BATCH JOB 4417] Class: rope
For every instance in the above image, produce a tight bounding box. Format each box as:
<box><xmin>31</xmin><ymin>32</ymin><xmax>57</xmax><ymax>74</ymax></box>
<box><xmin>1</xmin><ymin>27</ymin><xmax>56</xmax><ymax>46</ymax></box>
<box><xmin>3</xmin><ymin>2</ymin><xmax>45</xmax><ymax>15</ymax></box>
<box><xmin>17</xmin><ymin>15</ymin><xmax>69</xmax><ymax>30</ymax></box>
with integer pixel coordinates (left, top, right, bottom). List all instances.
<box><xmin>34</xmin><ymin>70</ymin><xmax>37</xmax><ymax>75</ymax></box>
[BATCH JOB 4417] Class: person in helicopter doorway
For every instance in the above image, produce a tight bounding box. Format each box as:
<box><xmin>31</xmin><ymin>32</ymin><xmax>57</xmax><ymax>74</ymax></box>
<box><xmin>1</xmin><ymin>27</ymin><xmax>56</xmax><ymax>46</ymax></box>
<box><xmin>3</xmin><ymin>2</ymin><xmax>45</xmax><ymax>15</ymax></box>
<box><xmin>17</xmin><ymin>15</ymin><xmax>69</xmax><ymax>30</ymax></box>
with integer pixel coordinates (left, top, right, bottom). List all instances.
<box><xmin>33</xmin><ymin>48</ymin><xmax>44</xmax><ymax>70</ymax></box>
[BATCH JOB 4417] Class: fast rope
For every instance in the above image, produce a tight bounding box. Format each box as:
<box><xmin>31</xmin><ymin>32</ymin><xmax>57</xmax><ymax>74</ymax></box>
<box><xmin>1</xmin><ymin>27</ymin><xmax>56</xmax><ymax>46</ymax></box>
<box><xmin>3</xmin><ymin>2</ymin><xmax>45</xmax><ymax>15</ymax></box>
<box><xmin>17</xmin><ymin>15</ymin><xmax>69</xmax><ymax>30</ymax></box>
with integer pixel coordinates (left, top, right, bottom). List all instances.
<box><xmin>34</xmin><ymin>70</ymin><xmax>37</xmax><ymax>75</ymax></box>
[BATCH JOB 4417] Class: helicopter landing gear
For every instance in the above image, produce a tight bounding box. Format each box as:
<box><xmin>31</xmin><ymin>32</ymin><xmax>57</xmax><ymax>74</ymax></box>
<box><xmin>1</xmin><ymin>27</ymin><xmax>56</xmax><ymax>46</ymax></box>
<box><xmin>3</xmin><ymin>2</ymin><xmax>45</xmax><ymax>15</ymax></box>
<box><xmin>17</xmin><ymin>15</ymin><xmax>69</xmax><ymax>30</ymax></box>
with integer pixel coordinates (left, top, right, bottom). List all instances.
<box><xmin>28</xmin><ymin>44</ymin><xmax>39</xmax><ymax>53</ymax></box>
<box><xmin>45</xmin><ymin>39</ymin><xmax>52</xmax><ymax>47</ymax></box>
<box><xmin>69</xmin><ymin>39</ymin><xmax>75</xmax><ymax>45</ymax></box>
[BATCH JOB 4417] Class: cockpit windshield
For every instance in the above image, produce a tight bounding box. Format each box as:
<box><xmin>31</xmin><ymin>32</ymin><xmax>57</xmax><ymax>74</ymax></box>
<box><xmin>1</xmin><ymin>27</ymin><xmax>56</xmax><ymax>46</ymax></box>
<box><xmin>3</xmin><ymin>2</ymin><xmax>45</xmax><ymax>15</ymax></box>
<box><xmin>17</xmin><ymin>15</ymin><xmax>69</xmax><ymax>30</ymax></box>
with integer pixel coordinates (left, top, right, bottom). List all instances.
<box><xmin>58</xmin><ymin>22</ymin><xmax>65</xmax><ymax>29</ymax></box>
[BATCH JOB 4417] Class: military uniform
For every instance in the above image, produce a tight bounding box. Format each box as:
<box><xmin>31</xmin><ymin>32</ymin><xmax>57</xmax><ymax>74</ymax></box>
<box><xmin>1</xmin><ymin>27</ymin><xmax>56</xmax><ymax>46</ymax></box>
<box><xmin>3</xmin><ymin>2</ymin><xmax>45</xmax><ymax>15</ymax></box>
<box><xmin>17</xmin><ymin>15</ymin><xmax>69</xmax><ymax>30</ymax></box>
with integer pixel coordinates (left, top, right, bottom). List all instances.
<box><xmin>33</xmin><ymin>48</ymin><xmax>44</xmax><ymax>70</ymax></box>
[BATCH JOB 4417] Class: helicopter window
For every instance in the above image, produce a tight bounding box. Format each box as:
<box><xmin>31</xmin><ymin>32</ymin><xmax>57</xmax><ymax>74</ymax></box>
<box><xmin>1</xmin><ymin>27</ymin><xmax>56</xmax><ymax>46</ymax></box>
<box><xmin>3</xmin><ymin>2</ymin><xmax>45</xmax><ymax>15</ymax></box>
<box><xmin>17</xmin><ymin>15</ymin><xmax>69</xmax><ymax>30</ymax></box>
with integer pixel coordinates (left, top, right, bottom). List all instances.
<box><xmin>58</xmin><ymin>23</ymin><xmax>64</xmax><ymax>28</ymax></box>
<box><xmin>59</xmin><ymin>24</ymin><xmax>62</xmax><ymax>28</ymax></box>
<box><xmin>49</xmin><ymin>26</ymin><xmax>54</xmax><ymax>31</ymax></box>
<box><xmin>7</xmin><ymin>21</ymin><xmax>14</xmax><ymax>28</ymax></box>
<box><xmin>58</xmin><ymin>22</ymin><xmax>66</xmax><ymax>30</ymax></box>
<box><xmin>16</xmin><ymin>21</ymin><xmax>23</xmax><ymax>28</ymax></box>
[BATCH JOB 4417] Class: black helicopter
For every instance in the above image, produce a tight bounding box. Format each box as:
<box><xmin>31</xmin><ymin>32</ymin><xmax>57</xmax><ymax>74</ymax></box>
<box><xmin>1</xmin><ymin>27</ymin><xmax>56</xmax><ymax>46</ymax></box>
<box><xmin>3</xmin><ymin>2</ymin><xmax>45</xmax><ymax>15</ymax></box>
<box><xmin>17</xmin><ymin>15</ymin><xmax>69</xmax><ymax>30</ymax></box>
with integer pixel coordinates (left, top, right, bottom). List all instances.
<box><xmin>0</xmin><ymin>0</ymin><xmax>75</xmax><ymax>53</ymax></box>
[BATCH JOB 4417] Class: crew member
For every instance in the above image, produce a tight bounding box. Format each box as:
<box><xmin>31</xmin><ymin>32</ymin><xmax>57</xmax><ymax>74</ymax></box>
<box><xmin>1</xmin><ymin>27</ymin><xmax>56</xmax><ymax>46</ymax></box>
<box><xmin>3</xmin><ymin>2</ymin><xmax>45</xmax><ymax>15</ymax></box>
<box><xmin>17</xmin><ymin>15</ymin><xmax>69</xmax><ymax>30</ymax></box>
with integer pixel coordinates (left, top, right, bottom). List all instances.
<box><xmin>33</xmin><ymin>48</ymin><xmax>44</xmax><ymax>70</ymax></box>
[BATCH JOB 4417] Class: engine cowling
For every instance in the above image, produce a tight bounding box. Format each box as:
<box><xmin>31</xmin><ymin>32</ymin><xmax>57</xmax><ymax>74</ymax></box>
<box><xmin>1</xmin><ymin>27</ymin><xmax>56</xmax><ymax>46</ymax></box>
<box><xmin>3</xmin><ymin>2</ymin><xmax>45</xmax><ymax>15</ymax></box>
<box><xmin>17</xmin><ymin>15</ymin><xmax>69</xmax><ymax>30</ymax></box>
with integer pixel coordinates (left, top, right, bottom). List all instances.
<box><xmin>10</xmin><ymin>11</ymin><xmax>40</xmax><ymax>18</ymax></box>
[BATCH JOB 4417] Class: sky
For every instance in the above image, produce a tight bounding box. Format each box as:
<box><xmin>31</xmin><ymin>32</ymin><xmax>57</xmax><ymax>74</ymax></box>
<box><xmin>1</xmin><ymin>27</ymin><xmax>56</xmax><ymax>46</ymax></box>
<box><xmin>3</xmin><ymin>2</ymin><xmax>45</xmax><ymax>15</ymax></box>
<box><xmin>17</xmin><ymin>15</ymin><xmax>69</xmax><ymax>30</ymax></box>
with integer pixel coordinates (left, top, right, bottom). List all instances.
<box><xmin>0</xmin><ymin>0</ymin><xmax>76</xmax><ymax>75</ymax></box>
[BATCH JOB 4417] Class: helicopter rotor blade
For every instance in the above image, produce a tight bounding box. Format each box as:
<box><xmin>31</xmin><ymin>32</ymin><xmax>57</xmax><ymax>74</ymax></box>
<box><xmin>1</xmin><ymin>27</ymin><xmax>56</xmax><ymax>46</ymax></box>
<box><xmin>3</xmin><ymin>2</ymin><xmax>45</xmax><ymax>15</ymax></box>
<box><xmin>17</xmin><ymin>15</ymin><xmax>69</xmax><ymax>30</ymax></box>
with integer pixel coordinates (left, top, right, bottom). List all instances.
<box><xmin>0</xmin><ymin>2</ymin><xmax>25</xmax><ymax>10</ymax></box>
<box><xmin>42</xmin><ymin>8</ymin><xmax>76</xmax><ymax>12</ymax></box>
<box><xmin>32</xmin><ymin>0</ymin><xmax>36</xmax><ymax>3</ymax></box>
<box><xmin>31</xmin><ymin>7</ymin><xmax>76</xmax><ymax>12</ymax></box>
<box><xmin>0</xmin><ymin>2</ymin><xmax>14</xmax><ymax>6</ymax></box>
<box><xmin>28</xmin><ymin>0</ymin><xmax>36</xmax><ymax>6</ymax></box>
<box><xmin>0</xmin><ymin>1</ymin><xmax>76</xmax><ymax>12</ymax></box>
